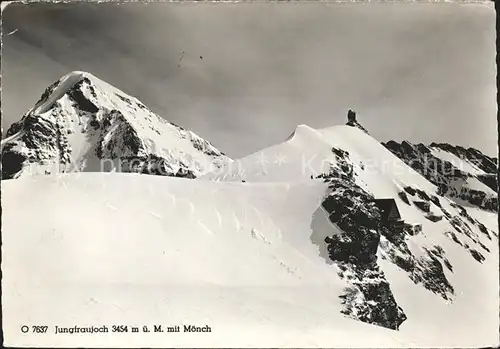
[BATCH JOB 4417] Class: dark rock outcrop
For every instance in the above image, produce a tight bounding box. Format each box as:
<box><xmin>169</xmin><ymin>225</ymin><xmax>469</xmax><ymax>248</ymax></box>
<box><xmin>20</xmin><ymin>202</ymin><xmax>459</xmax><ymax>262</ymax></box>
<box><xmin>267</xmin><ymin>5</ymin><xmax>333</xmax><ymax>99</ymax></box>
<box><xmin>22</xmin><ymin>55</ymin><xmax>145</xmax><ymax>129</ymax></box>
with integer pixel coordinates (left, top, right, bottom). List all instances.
<box><xmin>337</xmin><ymin>262</ymin><xmax>407</xmax><ymax>330</ymax></box>
<box><xmin>315</xmin><ymin>144</ymin><xmax>480</xmax><ymax>329</ymax></box>
<box><xmin>476</xmin><ymin>173</ymin><xmax>498</xmax><ymax>192</ymax></box>
<box><xmin>425</xmin><ymin>213</ymin><xmax>443</xmax><ymax>222</ymax></box>
<box><xmin>316</xmin><ymin>152</ymin><xmax>407</xmax><ymax>330</ymax></box>
<box><xmin>1</xmin><ymin>145</ymin><xmax>27</xmax><ymax>179</ymax></box>
<box><xmin>380</xmin><ymin>240</ymin><xmax>455</xmax><ymax>301</ymax></box>
<box><xmin>414</xmin><ymin>200</ymin><xmax>431</xmax><ymax>212</ymax></box>
<box><xmin>398</xmin><ymin>191</ymin><xmax>410</xmax><ymax>205</ymax></box>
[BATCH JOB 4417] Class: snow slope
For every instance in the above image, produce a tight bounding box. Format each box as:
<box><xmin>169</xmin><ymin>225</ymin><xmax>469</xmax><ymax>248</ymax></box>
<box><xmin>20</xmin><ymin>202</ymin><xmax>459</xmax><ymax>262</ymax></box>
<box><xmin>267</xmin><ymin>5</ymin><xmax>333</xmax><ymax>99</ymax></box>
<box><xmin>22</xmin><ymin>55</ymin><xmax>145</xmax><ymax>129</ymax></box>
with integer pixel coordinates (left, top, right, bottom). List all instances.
<box><xmin>202</xmin><ymin>123</ymin><xmax>499</xmax><ymax>346</ymax></box>
<box><xmin>2</xmin><ymin>173</ymin><xmax>417</xmax><ymax>348</ymax></box>
<box><xmin>1</xmin><ymin>71</ymin><xmax>230</xmax><ymax>180</ymax></box>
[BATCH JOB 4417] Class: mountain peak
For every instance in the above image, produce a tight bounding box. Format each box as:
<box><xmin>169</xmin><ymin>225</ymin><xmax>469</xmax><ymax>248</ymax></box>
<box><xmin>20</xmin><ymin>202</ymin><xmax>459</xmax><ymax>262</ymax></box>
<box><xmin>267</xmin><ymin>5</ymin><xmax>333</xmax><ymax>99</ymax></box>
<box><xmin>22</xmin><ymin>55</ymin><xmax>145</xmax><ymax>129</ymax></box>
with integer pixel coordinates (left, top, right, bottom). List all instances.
<box><xmin>30</xmin><ymin>71</ymin><xmax>98</xmax><ymax>116</ymax></box>
<box><xmin>1</xmin><ymin>71</ymin><xmax>231</xmax><ymax>179</ymax></box>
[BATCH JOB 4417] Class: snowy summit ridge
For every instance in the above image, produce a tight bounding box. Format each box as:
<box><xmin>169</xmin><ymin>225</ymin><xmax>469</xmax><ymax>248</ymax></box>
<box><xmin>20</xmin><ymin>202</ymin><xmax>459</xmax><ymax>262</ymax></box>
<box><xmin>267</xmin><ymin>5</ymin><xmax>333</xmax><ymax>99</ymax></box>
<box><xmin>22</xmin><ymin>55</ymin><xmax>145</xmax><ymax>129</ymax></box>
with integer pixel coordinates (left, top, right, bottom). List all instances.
<box><xmin>1</xmin><ymin>71</ymin><xmax>230</xmax><ymax>179</ymax></box>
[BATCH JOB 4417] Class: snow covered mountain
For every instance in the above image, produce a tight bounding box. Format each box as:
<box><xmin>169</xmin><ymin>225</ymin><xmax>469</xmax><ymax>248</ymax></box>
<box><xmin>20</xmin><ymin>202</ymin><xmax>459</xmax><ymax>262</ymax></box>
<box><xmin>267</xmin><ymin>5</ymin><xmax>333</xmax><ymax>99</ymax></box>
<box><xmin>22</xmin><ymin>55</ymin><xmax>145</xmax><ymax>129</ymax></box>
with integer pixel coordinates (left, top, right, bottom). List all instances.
<box><xmin>1</xmin><ymin>71</ymin><xmax>230</xmax><ymax>180</ymax></box>
<box><xmin>2</xmin><ymin>77</ymin><xmax>498</xmax><ymax>347</ymax></box>
<box><xmin>202</xmin><ymin>115</ymin><xmax>498</xmax><ymax>345</ymax></box>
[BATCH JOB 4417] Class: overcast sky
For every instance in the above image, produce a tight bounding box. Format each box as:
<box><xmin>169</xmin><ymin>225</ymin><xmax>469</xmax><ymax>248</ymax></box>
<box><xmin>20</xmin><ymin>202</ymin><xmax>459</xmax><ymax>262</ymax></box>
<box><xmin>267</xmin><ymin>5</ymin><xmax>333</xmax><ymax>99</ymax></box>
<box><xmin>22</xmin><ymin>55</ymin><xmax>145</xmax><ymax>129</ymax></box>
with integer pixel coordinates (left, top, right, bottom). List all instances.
<box><xmin>1</xmin><ymin>1</ymin><xmax>497</xmax><ymax>158</ymax></box>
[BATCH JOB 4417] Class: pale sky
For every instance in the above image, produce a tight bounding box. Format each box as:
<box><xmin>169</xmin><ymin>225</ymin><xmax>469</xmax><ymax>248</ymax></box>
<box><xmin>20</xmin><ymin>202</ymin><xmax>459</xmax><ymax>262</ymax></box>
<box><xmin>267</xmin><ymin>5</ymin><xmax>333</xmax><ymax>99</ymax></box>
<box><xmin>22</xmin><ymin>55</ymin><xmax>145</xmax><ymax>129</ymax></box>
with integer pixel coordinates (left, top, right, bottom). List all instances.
<box><xmin>1</xmin><ymin>1</ymin><xmax>497</xmax><ymax>158</ymax></box>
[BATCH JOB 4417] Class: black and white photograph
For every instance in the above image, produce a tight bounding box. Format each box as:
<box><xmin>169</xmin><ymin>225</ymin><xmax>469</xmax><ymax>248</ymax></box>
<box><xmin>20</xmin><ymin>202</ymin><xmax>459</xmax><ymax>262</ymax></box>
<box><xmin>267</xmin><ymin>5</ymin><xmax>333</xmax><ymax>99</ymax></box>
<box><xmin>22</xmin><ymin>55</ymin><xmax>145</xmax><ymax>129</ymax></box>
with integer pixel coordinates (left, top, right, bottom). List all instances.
<box><xmin>1</xmin><ymin>0</ymin><xmax>498</xmax><ymax>347</ymax></box>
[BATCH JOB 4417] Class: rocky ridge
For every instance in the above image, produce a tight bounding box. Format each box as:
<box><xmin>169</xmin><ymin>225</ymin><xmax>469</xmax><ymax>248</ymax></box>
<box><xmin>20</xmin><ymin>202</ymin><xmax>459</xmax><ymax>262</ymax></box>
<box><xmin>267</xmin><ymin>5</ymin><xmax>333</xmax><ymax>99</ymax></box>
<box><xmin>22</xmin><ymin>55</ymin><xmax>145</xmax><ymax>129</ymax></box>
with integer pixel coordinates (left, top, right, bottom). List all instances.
<box><xmin>383</xmin><ymin>140</ymin><xmax>497</xmax><ymax>212</ymax></box>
